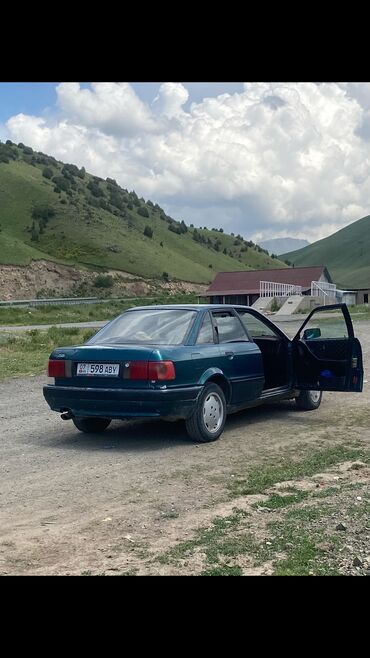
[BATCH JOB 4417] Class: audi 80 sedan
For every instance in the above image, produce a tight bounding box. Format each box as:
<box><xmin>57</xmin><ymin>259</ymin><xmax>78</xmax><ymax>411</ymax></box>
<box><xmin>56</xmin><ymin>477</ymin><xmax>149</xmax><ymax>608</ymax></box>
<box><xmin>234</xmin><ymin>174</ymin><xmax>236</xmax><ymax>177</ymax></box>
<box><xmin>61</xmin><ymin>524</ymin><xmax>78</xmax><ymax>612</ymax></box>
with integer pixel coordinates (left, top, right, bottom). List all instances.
<box><xmin>43</xmin><ymin>303</ymin><xmax>363</xmax><ymax>442</ymax></box>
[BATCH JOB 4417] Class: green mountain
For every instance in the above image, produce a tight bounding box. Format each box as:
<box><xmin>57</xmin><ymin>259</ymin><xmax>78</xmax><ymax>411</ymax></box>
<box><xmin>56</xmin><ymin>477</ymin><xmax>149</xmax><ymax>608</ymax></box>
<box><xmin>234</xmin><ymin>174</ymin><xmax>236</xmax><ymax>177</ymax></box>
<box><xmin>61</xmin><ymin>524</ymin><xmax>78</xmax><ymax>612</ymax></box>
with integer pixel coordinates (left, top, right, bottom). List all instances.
<box><xmin>0</xmin><ymin>140</ymin><xmax>286</xmax><ymax>284</ymax></box>
<box><xmin>281</xmin><ymin>215</ymin><xmax>370</xmax><ymax>289</ymax></box>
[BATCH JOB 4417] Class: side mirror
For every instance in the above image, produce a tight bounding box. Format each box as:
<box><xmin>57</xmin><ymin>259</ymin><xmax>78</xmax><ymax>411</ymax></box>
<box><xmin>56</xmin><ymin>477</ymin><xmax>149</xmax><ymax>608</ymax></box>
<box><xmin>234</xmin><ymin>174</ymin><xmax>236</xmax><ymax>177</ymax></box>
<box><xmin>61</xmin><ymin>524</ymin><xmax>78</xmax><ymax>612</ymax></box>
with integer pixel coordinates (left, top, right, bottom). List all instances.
<box><xmin>303</xmin><ymin>327</ymin><xmax>321</xmax><ymax>340</ymax></box>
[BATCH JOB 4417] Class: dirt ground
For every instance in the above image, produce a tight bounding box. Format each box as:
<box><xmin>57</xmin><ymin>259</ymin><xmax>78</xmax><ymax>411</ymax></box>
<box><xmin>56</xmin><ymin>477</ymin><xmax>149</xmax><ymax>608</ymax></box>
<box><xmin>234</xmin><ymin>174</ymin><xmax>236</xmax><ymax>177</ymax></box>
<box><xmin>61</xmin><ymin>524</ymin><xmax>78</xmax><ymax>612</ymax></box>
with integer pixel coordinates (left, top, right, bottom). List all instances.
<box><xmin>0</xmin><ymin>319</ymin><xmax>369</xmax><ymax>576</ymax></box>
<box><xmin>0</xmin><ymin>260</ymin><xmax>207</xmax><ymax>300</ymax></box>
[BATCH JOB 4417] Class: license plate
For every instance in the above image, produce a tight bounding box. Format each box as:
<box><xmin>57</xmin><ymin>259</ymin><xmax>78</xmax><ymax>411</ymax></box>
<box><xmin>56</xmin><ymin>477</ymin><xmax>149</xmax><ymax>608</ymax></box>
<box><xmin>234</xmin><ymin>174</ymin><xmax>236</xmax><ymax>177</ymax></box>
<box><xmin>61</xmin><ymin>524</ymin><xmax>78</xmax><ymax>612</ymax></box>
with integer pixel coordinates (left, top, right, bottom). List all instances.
<box><xmin>77</xmin><ymin>363</ymin><xmax>120</xmax><ymax>377</ymax></box>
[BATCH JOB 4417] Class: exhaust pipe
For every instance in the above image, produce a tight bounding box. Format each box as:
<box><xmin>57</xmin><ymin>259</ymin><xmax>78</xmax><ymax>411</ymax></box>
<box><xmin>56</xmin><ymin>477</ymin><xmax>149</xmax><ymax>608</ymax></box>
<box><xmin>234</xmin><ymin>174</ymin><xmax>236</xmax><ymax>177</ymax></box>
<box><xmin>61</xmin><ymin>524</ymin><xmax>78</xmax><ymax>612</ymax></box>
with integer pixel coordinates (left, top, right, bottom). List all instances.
<box><xmin>61</xmin><ymin>410</ymin><xmax>74</xmax><ymax>420</ymax></box>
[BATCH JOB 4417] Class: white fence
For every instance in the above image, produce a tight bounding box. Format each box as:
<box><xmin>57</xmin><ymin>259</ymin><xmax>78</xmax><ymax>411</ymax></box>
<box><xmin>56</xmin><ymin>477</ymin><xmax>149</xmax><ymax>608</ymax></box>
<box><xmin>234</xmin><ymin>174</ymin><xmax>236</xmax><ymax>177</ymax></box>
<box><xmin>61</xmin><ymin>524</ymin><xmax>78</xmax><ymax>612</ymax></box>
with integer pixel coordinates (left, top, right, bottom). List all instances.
<box><xmin>310</xmin><ymin>281</ymin><xmax>337</xmax><ymax>299</ymax></box>
<box><xmin>260</xmin><ymin>281</ymin><xmax>302</xmax><ymax>298</ymax></box>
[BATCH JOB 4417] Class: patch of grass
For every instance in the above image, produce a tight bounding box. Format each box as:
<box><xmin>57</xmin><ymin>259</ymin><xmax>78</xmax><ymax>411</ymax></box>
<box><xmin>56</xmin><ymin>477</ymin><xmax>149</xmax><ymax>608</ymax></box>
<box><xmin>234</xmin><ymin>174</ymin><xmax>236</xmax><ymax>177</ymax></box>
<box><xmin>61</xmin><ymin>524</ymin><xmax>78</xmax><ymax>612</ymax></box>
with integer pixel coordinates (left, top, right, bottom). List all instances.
<box><xmin>0</xmin><ymin>326</ymin><xmax>96</xmax><ymax>378</ymax></box>
<box><xmin>201</xmin><ymin>565</ymin><xmax>243</xmax><ymax>576</ymax></box>
<box><xmin>266</xmin><ymin>508</ymin><xmax>344</xmax><ymax>576</ymax></box>
<box><xmin>273</xmin><ymin>538</ymin><xmax>341</xmax><ymax>576</ymax></box>
<box><xmin>284</xmin><ymin>506</ymin><xmax>323</xmax><ymax>522</ymax></box>
<box><xmin>254</xmin><ymin>491</ymin><xmax>310</xmax><ymax>510</ymax></box>
<box><xmin>345</xmin><ymin>500</ymin><xmax>370</xmax><ymax>519</ymax></box>
<box><xmin>312</xmin><ymin>486</ymin><xmax>339</xmax><ymax>499</ymax></box>
<box><xmin>227</xmin><ymin>445</ymin><xmax>369</xmax><ymax>497</ymax></box>
<box><xmin>0</xmin><ymin>294</ymin><xmax>198</xmax><ymax>326</ymax></box>
<box><xmin>158</xmin><ymin>509</ymin><xmax>251</xmax><ymax>566</ymax></box>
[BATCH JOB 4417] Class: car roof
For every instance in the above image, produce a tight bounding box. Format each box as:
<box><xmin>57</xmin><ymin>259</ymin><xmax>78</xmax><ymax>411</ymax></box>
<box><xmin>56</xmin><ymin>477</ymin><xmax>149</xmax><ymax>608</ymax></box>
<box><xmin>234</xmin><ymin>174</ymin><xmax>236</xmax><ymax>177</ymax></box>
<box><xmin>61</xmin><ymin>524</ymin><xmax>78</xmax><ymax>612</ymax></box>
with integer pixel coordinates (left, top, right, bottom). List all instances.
<box><xmin>124</xmin><ymin>304</ymin><xmax>253</xmax><ymax>311</ymax></box>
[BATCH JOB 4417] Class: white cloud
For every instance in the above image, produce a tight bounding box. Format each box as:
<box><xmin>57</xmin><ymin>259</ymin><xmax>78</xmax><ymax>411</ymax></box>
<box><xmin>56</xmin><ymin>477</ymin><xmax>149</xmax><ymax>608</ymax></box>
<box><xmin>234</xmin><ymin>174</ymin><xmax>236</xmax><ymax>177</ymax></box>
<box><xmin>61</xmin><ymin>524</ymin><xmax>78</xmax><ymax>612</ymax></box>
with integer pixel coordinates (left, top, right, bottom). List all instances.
<box><xmin>152</xmin><ymin>82</ymin><xmax>189</xmax><ymax>118</ymax></box>
<box><xmin>5</xmin><ymin>82</ymin><xmax>370</xmax><ymax>243</ymax></box>
<box><xmin>56</xmin><ymin>82</ymin><xmax>159</xmax><ymax>136</ymax></box>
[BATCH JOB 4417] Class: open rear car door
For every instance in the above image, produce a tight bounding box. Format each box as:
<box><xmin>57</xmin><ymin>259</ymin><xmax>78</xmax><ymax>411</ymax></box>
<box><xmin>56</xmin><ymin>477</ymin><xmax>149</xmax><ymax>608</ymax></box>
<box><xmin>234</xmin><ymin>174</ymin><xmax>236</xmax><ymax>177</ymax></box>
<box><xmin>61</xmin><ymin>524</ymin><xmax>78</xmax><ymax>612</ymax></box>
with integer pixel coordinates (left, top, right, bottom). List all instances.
<box><xmin>292</xmin><ymin>303</ymin><xmax>363</xmax><ymax>392</ymax></box>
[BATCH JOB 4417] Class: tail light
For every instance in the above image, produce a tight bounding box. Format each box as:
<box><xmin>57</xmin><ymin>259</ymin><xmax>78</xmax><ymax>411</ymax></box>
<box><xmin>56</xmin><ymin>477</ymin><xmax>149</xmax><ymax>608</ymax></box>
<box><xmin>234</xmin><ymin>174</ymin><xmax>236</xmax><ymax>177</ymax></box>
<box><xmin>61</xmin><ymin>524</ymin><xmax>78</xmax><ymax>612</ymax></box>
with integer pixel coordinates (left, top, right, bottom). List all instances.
<box><xmin>148</xmin><ymin>361</ymin><xmax>176</xmax><ymax>381</ymax></box>
<box><xmin>48</xmin><ymin>359</ymin><xmax>66</xmax><ymax>377</ymax></box>
<box><xmin>126</xmin><ymin>361</ymin><xmax>176</xmax><ymax>381</ymax></box>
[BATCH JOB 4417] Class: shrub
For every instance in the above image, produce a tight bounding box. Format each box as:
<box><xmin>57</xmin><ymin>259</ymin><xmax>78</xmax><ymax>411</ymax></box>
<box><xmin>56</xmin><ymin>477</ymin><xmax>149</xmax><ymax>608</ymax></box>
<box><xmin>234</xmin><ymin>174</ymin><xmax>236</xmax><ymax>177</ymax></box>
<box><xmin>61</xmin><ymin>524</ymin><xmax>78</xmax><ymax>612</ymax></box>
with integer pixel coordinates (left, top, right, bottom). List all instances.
<box><xmin>42</xmin><ymin>167</ymin><xmax>53</xmax><ymax>179</ymax></box>
<box><xmin>109</xmin><ymin>192</ymin><xmax>124</xmax><ymax>210</ymax></box>
<box><xmin>94</xmin><ymin>274</ymin><xmax>114</xmax><ymax>288</ymax></box>
<box><xmin>138</xmin><ymin>206</ymin><xmax>149</xmax><ymax>218</ymax></box>
<box><xmin>87</xmin><ymin>181</ymin><xmax>105</xmax><ymax>197</ymax></box>
<box><xmin>52</xmin><ymin>175</ymin><xmax>70</xmax><ymax>191</ymax></box>
<box><xmin>168</xmin><ymin>223</ymin><xmax>181</xmax><ymax>235</ymax></box>
<box><xmin>0</xmin><ymin>143</ymin><xmax>17</xmax><ymax>161</ymax></box>
<box><xmin>143</xmin><ymin>225</ymin><xmax>153</xmax><ymax>238</ymax></box>
<box><xmin>62</xmin><ymin>163</ymin><xmax>79</xmax><ymax>177</ymax></box>
<box><xmin>162</xmin><ymin>271</ymin><xmax>169</xmax><ymax>281</ymax></box>
<box><xmin>32</xmin><ymin>205</ymin><xmax>55</xmax><ymax>221</ymax></box>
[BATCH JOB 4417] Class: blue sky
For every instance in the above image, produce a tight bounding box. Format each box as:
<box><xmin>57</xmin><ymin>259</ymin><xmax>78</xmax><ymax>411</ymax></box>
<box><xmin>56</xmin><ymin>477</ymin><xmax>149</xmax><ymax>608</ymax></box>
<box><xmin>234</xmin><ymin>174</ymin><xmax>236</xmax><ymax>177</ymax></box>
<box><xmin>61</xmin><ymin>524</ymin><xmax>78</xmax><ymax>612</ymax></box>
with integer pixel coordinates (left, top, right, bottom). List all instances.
<box><xmin>2</xmin><ymin>82</ymin><xmax>369</xmax><ymax>243</ymax></box>
<box><xmin>0</xmin><ymin>82</ymin><xmax>244</xmax><ymax>123</ymax></box>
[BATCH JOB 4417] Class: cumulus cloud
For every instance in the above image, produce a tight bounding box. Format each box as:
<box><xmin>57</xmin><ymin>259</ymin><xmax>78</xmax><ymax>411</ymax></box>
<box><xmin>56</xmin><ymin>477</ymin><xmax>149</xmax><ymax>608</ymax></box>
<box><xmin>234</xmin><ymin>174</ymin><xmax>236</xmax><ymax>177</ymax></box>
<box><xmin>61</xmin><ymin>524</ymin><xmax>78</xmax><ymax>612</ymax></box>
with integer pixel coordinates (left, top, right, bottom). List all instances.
<box><xmin>152</xmin><ymin>82</ymin><xmax>189</xmax><ymax>118</ymax></box>
<box><xmin>56</xmin><ymin>82</ymin><xmax>159</xmax><ymax>136</ymax></box>
<box><xmin>5</xmin><ymin>82</ymin><xmax>370</xmax><ymax>242</ymax></box>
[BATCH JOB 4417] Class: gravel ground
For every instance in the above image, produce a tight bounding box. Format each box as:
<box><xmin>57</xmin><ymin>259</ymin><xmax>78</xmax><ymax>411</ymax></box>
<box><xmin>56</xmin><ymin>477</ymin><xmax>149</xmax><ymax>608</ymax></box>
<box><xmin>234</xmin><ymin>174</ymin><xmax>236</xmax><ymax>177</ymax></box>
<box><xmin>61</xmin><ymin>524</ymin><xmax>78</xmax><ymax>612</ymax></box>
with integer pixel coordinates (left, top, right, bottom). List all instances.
<box><xmin>0</xmin><ymin>320</ymin><xmax>369</xmax><ymax>575</ymax></box>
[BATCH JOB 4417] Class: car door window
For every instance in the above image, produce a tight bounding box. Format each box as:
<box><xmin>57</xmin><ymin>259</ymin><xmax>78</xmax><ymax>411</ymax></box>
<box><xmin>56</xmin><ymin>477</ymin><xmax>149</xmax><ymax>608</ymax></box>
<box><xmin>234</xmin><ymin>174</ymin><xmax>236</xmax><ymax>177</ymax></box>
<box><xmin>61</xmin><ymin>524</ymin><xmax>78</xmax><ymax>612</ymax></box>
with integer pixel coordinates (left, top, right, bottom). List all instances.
<box><xmin>212</xmin><ymin>312</ymin><xmax>248</xmax><ymax>343</ymax></box>
<box><xmin>196</xmin><ymin>312</ymin><xmax>215</xmax><ymax>344</ymax></box>
<box><xmin>237</xmin><ymin>311</ymin><xmax>277</xmax><ymax>338</ymax></box>
<box><xmin>297</xmin><ymin>313</ymin><xmax>348</xmax><ymax>340</ymax></box>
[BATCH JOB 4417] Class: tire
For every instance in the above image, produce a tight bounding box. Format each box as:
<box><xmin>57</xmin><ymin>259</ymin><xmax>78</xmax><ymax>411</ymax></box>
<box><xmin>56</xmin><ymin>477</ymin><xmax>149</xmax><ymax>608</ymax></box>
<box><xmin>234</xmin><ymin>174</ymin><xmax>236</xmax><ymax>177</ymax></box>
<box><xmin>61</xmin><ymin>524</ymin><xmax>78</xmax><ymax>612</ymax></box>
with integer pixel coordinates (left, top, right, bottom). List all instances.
<box><xmin>295</xmin><ymin>390</ymin><xmax>322</xmax><ymax>411</ymax></box>
<box><xmin>185</xmin><ymin>383</ymin><xmax>227</xmax><ymax>442</ymax></box>
<box><xmin>72</xmin><ymin>417</ymin><xmax>111</xmax><ymax>433</ymax></box>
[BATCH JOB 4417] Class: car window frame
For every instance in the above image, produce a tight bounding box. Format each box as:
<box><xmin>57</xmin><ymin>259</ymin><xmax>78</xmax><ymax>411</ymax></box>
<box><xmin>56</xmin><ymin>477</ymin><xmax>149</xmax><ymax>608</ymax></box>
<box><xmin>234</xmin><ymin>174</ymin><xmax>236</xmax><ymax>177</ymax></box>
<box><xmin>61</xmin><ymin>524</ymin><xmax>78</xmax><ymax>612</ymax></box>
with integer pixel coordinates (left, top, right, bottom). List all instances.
<box><xmin>195</xmin><ymin>310</ymin><xmax>217</xmax><ymax>345</ymax></box>
<box><xmin>210</xmin><ymin>308</ymin><xmax>250</xmax><ymax>344</ymax></box>
<box><xmin>236</xmin><ymin>308</ymin><xmax>282</xmax><ymax>340</ymax></box>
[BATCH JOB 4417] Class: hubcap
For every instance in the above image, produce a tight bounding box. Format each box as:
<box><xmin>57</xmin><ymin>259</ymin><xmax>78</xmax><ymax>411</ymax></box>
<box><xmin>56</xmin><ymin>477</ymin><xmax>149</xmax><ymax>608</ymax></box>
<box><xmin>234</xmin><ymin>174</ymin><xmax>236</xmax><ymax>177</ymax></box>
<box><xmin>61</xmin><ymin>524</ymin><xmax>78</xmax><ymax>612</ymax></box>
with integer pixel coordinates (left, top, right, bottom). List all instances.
<box><xmin>309</xmin><ymin>390</ymin><xmax>321</xmax><ymax>403</ymax></box>
<box><xmin>203</xmin><ymin>392</ymin><xmax>224</xmax><ymax>433</ymax></box>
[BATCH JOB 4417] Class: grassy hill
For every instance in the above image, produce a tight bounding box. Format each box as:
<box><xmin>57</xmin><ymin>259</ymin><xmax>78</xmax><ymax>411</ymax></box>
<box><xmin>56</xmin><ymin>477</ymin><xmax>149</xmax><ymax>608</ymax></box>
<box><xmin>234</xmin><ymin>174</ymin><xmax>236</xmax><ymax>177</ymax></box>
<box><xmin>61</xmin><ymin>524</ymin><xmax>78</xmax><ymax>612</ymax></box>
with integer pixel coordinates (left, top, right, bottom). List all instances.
<box><xmin>0</xmin><ymin>140</ymin><xmax>286</xmax><ymax>284</ymax></box>
<box><xmin>281</xmin><ymin>214</ymin><xmax>370</xmax><ymax>289</ymax></box>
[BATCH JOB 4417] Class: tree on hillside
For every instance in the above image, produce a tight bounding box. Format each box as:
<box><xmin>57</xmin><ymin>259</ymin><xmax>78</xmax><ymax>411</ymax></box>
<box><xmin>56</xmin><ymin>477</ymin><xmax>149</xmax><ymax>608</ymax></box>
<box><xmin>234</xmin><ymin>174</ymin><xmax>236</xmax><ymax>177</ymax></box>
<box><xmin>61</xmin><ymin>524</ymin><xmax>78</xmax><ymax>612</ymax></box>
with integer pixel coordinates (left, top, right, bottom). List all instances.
<box><xmin>143</xmin><ymin>225</ymin><xmax>153</xmax><ymax>238</ymax></box>
<box><xmin>138</xmin><ymin>206</ymin><xmax>150</xmax><ymax>218</ymax></box>
<box><xmin>42</xmin><ymin>167</ymin><xmax>53</xmax><ymax>179</ymax></box>
<box><xmin>52</xmin><ymin>175</ymin><xmax>70</xmax><ymax>192</ymax></box>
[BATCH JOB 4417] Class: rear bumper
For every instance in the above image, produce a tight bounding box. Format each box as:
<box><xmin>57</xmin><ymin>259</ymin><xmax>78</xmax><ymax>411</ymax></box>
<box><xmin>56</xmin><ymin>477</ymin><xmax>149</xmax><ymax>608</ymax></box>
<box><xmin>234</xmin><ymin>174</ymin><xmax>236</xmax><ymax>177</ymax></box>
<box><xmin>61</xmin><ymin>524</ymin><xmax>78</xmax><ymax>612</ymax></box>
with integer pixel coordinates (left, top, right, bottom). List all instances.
<box><xmin>43</xmin><ymin>384</ymin><xmax>202</xmax><ymax>420</ymax></box>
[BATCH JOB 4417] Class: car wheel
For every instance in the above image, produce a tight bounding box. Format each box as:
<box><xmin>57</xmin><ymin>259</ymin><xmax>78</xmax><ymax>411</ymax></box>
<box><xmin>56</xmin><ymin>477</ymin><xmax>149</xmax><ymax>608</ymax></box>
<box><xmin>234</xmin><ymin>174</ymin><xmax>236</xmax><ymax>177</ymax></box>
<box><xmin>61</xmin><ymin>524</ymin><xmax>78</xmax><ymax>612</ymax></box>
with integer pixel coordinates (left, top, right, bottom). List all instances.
<box><xmin>295</xmin><ymin>390</ymin><xmax>322</xmax><ymax>411</ymax></box>
<box><xmin>185</xmin><ymin>383</ymin><xmax>227</xmax><ymax>442</ymax></box>
<box><xmin>72</xmin><ymin>417</ymin><xmax>111</xmax><ymax>433</ymax></box>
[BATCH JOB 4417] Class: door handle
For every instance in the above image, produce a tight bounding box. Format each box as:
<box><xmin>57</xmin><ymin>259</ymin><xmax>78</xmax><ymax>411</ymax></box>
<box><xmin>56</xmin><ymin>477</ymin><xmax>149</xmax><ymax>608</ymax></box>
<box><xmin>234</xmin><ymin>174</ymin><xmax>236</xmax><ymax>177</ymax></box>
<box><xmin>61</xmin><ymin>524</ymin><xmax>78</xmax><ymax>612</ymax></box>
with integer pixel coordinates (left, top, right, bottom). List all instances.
<box><xmin>224</xmin><ymin>351</ymin><xmax>234</xmax><ymax>358</ymax></box>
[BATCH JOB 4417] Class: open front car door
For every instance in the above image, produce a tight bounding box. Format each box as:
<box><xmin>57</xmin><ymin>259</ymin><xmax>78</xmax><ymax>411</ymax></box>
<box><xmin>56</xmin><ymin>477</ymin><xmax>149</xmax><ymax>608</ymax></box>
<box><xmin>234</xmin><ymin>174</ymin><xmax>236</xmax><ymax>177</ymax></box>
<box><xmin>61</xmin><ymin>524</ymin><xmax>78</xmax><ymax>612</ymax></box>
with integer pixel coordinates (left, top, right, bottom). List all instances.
<box><xmin>292</xmin><ymin>303</ymin><xmax>363</xmax><ymax>392</ymax></box>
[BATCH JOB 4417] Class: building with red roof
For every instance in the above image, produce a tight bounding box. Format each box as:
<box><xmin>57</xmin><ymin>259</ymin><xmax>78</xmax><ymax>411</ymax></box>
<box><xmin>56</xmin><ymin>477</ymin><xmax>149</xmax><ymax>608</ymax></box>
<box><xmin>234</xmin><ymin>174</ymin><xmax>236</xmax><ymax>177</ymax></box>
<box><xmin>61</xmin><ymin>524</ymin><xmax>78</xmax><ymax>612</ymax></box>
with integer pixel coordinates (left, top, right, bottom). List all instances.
<box><xmin>206</xmin><ymin>266</ymin><xmax>333</xmax><ymax>305</ymax></box>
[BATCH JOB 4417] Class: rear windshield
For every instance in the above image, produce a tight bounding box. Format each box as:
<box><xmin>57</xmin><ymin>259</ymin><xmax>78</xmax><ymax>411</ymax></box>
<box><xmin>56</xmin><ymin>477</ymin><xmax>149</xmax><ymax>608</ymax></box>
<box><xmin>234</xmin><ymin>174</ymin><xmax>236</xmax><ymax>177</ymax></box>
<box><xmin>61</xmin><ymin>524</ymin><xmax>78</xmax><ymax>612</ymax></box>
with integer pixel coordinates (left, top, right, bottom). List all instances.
<box><xmin>88</xmin><ymin>309</ymin><xmax>197</xmax><ymax>345</ymax></box>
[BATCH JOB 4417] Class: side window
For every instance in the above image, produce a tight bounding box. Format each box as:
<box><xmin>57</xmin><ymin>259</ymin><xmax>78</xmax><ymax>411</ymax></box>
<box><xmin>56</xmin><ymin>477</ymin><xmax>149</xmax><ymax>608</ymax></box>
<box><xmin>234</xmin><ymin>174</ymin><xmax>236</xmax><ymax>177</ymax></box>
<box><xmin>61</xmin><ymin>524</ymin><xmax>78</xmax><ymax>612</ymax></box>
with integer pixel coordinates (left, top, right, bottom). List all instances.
<box><xmin>212</xmin><ymin>312</ymin><xmax>248</xmax><ymax>343</ymax></box>
<box><xmin>299</xmin><ymin>310</ymin><xmax>349</xmax><ymax>340</ymax></box>
<box><xmin>196</xmin><ymin>312</ymin><xmax>215</xmax><ymax>344</ymax></box>
<box><xmin>237</xmin><ymin>311</ymin><xmax>277</xmax><ymax>338</ymax></box>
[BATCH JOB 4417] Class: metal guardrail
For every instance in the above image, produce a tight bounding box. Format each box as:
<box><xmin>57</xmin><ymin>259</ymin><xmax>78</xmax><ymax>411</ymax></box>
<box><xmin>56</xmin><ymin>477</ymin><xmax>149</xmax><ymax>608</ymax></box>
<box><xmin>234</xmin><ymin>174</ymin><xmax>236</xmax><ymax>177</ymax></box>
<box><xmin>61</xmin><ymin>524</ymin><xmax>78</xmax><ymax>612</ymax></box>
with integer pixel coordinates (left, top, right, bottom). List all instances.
<box><xmin>0</xmin><ymin>296</ymin><xmax>156</xmax><ymax>308</ymax></box>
